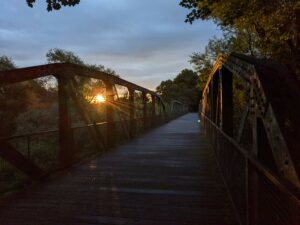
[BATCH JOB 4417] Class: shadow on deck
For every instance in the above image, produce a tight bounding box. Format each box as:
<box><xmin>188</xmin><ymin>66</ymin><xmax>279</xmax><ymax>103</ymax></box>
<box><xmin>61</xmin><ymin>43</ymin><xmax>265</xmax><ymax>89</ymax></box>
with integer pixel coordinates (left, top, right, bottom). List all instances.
<box><xmin>0</xmin><ymin>113</ymin><xmax>238</xmax><ymax>225</ymax></box>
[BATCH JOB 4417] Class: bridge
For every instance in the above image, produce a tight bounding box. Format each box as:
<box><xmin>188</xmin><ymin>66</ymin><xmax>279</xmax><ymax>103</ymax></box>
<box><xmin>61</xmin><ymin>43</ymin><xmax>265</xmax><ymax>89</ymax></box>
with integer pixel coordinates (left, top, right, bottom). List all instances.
<box><xmin>0</xmin><ymin>53</ymin><xmax>299</xmax><ymax>224</ymax></box>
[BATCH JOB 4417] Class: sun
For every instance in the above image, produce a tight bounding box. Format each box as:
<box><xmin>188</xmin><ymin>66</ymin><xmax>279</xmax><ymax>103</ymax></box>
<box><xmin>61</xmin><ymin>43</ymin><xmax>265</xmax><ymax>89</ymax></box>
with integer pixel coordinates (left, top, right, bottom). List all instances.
<box><xmin>95</xmin><ymin>94</ymin><xmax>105</xmax><ymax>103</ymax></box>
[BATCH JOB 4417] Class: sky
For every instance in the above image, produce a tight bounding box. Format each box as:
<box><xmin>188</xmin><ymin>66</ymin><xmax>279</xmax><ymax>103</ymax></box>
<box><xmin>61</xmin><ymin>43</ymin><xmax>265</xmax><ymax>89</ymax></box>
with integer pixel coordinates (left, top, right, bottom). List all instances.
<box><xmin>0</xmin><ymin>0</ymin><xmax>222</xmax><ymax>90</ymax></box>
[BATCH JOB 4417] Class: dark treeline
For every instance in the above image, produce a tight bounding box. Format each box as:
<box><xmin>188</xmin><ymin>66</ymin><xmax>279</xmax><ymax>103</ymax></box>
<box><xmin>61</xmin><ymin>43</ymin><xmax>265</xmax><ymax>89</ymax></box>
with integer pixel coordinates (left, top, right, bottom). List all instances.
<box><xmin>156</xmin><ymin>69</ymin><xmax>200</xmax><ymax>111</ymax></box>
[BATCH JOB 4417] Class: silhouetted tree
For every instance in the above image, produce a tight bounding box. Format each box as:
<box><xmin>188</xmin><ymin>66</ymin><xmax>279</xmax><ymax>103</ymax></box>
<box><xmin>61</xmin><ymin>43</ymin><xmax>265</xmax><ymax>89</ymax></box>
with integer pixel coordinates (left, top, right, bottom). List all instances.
<box><xmin>26</xmin><ymin>0</ymin><xmax>80</xmax><ymax>11</ymax></box>
<box><xmin>180</xmin><ymin>0</ymin><xmax>300</xmax><ymax>76</ymax></box>
<box><xmin>46</xmin><ymin>48</ymin><xmax>118</xmax><ymax>76</ymax></box>
<box><xmin>0</xmin><ymin>55</ymin><xmax>58</xmax><ymax>136</ymax></box>
<box><xmin>156</xmin><ymin>69</ymin><xmax>199</xmax><ymax>108</ymax></box>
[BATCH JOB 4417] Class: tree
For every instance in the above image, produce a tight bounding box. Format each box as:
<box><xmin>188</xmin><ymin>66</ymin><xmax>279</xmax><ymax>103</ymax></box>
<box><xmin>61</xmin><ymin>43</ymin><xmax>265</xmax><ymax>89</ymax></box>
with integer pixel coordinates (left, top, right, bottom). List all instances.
<box><xmin>0</xmin><ymin>56</ymin><xmax>38</xmax><ymax>136</ymax></box>
<box><xmin>156</xmin><ymin>79</ymin><xmax>176</xmax><ymax>102</ymax></box>
<box><xmin>46</xmin><ymin>48</ymin><xmax>84</xmax><ymax>65</ymax></box>
<box><xmin>0</xmin><ymin>56</ymin><xmax>24</xmax><ymax>136</ymax></box>
<box><xmin>26</xmin><ymin>0</ymin><xmax>80</xmax><ymax>11</ymax></box>
<box><xmin>46</xmin><ymin>48</ymin><xmax>120</xmax><ymax>123</ymax></box>
<box><xmin>0</xmin><ymin>56</ymin><xmax>57</xmax><ymax>137</ymax></box>
<box><xmin>189</xmin><ymin>34</ymin><xmax>252</xmax><ymax>91</ymax></box>
<box><xmin>180</xmin><ymin>0</ymin><xmax>300</xmax><ymax>75</ymax></box>
<box><xmin>46</xmin><ymin>48</ymin><xmax>119</xmax><ymax>101</ymax></box>
<box><xmin>0</xmin><ymin>56</ymin><xmax>16</xmax><ymax>71</ymax></box>
<box><xmin>46</xmin><ymin>48</ymin><xmax>118</xmax><ymax>76</ymax></box>
<box><xmin>156</xmin><ymin>69</ymin><xmax>199</xmax><ymax>110</ymax></box>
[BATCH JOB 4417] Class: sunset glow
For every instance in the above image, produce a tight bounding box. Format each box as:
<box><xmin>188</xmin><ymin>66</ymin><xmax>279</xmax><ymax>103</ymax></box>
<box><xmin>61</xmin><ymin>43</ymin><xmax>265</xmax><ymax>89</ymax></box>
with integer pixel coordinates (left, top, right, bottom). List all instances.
<box><xmin>95</xmin><ymin>94</ymin><xmax>105</xmax><ymax>103</ymax></box>
<box><xmin>94</xmin><ymin>95</ymin><xmax>105</xmax><ymax>104</ymax></box>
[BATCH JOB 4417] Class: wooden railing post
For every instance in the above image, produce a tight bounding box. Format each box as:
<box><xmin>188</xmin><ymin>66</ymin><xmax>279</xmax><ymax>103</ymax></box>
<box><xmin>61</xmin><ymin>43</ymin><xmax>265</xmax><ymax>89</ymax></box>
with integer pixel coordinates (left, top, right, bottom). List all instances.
<box><xmin>57</xmin><ymin>76</ymin><xmax>74</xmax><ymax>166</ymax></box>
<box><xmin>105</xmin><ymin>81</ymin><xmax>116</xmax><ymax>148</ymax></box>
<box><xmin>129</xmin><ymin>88</ymin><xmax>136</xmax><ymax>138</ymax></box>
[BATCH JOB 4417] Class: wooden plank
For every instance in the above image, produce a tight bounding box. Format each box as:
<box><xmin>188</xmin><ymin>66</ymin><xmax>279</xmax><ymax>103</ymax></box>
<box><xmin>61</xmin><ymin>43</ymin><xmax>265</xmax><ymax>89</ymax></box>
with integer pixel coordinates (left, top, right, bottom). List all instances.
<box><xmin>0</xmin><ymin>114</ymin><xmax>238</xmax><ymax>225</ymax></box>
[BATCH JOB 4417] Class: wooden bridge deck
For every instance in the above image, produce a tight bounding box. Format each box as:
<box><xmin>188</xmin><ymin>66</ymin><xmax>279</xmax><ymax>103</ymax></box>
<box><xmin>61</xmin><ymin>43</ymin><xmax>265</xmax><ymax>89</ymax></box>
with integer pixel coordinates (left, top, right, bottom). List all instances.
<box><xmin>0</xmin><ymin>113</ymin><xmax>238</xmax><ymax>225</ymax></box>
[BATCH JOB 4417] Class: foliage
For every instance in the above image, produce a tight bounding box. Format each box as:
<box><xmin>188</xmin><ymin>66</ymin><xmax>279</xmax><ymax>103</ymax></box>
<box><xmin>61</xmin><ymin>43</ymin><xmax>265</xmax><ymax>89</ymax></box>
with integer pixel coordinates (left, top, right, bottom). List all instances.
<box><xmin>0</xmin><ymin>55</ymin><xmax>57</xmax><ymax>137</ymax></box>
<box><xmin>0</xmin><ymin>56</ymin><xmax>16</xmax><ymax>71</ymax></box>
<box><xmin>0</xmin><ymin>56</ymin><xmax>23</xmax><ymax>136</ymax></box>
<box><xmin>190</xmin><ymin>33</ymin><xmax>253</xmax><ymax>91</ymax></box>
<box><xmin>46</xmin><ymin>48</ymin><xmax>119</xmax><ymax>131</ymax></box>
<box><xmin>156</xmin><ymin>69</ymin><xmax>199</xmax><ymax>108</ymax></box>
<box><xmin>88</xmin><ymin>64</ymin><xmax>119</xmax><ymax>77</ymax></box>
<box><xmin>180</xmin><ymin>0</ymin><xmax>300</xmax><ymax>75</ymax></box>
<box><xmin>46</xmin><ymin>48</ymin><xmax>119</xmax><ymax>76</ymax></box>
<box><xmin>15</xmin><ymin>103</ymin><xmax>58</xmax><ymax>134</ymax></box>
<box><xmin>46</xmin><ymin>48</ymin><xmax>119</xmax><ymax>116</ymax></box>
<box><xmin>26</xmin><ymin>0</ymin><xmax>80</xmax><ymax>11</ymax></box>
<box><xmin>46</xmin><ymin>48</ymin><xmax>84</xmax><ymax>65</ymax></box>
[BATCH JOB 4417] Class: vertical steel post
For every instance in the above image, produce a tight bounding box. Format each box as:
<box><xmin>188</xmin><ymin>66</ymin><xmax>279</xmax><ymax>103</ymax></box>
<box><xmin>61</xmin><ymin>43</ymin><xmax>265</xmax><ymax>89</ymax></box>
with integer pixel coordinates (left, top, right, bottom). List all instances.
<box><xmin>105</xmin><ymin>81</ymin><xmax>116</xmax><ymax>148</ymax></box>
<box><xmin>57</xmin><ymin>76</ymin><xmax>73</xmax><ymax>166</ymax></box>
<box><xmin>142</xmin><ymin>92</ymin><xmax>148</xmax><ymax>130</ymax></box>
<box><xmin>151</xmin><ymin>94</ymin><xmax>156</xmax><ymax>127</ymax></box>
<box><xmin>212</xmin><ymin>73</ymin><xmax>219</xmax><ymax>124</ymax></box>
<box><xmin>221</xmin><ymin>67</ymin><xmax>233</xmax><ymax>137</ymax></box>
<box><xmin>129</xmin><ymin>88</ymin><xmax>135</xmax><ymax>138</ymax></box>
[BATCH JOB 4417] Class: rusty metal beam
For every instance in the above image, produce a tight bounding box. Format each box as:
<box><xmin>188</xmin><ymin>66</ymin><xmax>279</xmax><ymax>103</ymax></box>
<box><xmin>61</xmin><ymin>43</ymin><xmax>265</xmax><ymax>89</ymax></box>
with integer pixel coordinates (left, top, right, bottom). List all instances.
<box><xmin>57</xmin><ymin>76</ymin><xmax>74</xmax><ymax>166</ymax></box>
<box><xmin>0</xmin><ymin>142</ymin><xmax>45</xmax><ymax>180</ymax></box>
<box><xmin>0</xmin><ymin>63</ymin><xmax>159</xmax><ymax>97</ymax></box>
<box><xmin>129</xmin><ymin>89</ymin><xmax>136</xmax><ymax>138</ymax></box>
<box><xmin>67</xmin><ymin>78</ymin><xmax>106</xmax><ymax>150</ymax></box>
<box><xmin>202</xmin><ymin>52</ymin><xmax>300</xmax><ymax>187</ymax></box>
<box><xmin>221</xmin><ymin>67</ymin><xmax>233</xmax><ymax>137</ymax></box>
<box><xmin>0</xmin><ymin>64</ymin><xmax>64</xmax><ymax>85</ymax></box>
<box><xmin>105</xmin><ymin>81</ymin><xmax>116</xmax><ymax>148</ymax></box>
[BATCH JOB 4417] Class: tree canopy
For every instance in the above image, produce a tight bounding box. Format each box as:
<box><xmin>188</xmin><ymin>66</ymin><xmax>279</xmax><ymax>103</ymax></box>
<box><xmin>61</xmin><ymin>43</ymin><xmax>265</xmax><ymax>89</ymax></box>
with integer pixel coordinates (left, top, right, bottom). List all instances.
<box><xmin>26</xmin><ymin>0</ymin><xmax>80</xmax><ymax>11</ymax></box>
<box><xmin>0</xmin><ymin>56</ymin><xmax>55</xmax><ymax>137</ymax></box>
<box><xmin>156</xmin><ymin>69</ymin><xmax>199</xmax><ymax>110</ymax></box>
<box><xmin>46</xmin><ymin>48</ymin><xmax>119</xmax><ymax>76</ymax></box>
<box><xmin>0</xmin><ymin>56</ymin><xmax>16</xmax><ymax>71</ymax></box>
<box><xmin>189</xmin><ymin>32</ymin><xmax>255</xmax><ymax>91</ymax></box>
<box><xmin>46</xmin><ymin>48</ymin><xmax>84</xmax><ymax>65</ymax></box>
<box><xmin>180</xmin><ymin>0</ymin><xmax>300</xmax><ymax>75</ymax></box>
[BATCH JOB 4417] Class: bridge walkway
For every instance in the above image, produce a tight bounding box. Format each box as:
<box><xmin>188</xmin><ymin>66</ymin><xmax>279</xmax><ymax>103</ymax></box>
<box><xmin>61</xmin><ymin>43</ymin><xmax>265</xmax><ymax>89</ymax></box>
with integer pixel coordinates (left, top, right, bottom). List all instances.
<box><xmin>0</xmin><ymin>113</ymin><xmax>238</xmax><ymax>225</ymax></box>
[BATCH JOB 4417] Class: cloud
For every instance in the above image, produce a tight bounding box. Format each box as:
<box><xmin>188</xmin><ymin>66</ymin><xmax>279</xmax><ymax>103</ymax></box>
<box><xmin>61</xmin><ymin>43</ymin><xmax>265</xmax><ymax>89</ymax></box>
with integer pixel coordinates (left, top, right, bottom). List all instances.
<box><xmin>0</xmin><ymin>0</ymin><xmax>222</xmax><ymax>89</ymax></box>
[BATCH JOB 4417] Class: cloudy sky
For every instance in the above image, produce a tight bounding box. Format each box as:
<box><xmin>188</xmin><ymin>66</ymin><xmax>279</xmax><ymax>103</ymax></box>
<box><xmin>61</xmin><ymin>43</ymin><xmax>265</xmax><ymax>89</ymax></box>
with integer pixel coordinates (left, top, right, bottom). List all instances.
<box><xmin>0</xmin><ymin>0</ymin><xmax>222</xmax><ymax>90</ymax></box>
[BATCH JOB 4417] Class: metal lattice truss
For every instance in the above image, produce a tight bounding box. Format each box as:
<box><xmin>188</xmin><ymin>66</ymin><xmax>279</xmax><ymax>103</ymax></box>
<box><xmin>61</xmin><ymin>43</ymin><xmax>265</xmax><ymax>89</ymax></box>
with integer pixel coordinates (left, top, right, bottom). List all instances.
<box><xmin>202</xmin><ymin>53</ymin><xmax>300</xmax><ymax>187</ymax></box>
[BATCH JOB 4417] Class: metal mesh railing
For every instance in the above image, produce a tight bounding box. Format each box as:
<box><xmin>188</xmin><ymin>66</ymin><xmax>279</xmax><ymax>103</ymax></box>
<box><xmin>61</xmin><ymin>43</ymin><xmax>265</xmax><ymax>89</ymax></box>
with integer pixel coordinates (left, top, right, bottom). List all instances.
<box><xmin>202</xmin><ymin>114</ymin><xmax>300</xmax><ymax>225</ymax></box>
<box><xmin>0</xmin><ymin>111</ymin><xmax>186</xmax><ymax>195</ymax></box>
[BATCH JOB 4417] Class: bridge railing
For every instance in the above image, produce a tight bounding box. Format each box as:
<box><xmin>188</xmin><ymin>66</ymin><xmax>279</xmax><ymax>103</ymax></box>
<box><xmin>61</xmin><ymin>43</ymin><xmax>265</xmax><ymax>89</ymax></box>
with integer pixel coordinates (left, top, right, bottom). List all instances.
<box><xmin>202</xmin><ymin>114</ymin><xmax>300</xmax><ymax>225</ymax></box>
<box><xmin>0</xmin><ymin>63</ymin><xmax>187</xmax><ymax>194</ymax></box>
<box><xmin>201</xmin><ymin>53</ymin><xmax>300</xmax><ymax>224</ymax></box>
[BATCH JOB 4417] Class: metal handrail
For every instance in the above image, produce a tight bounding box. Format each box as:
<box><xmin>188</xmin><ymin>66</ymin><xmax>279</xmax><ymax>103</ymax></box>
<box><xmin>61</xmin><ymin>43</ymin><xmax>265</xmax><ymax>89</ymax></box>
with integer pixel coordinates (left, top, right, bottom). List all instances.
<box><xmin>201</xmin><ymin>112</ymin><xmax>300</xmax><ymax>204</ymax></box>
<box><xmin>0</xmin><ymin>122</ymin><xmax>108</xmax><ymax>141</ymax></box>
